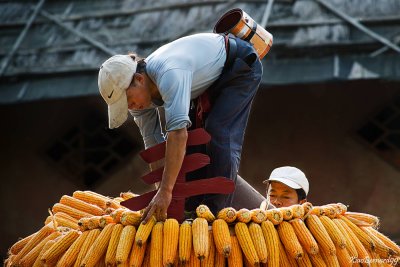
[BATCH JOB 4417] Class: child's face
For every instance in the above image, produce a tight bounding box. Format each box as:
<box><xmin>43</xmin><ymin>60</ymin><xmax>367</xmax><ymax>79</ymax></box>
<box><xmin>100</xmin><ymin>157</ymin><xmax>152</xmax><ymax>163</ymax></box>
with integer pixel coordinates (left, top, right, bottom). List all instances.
<box><xmin>267</xmin><ymin>181</ymin><xmax>304</xmax><ymax>207</ymax></box>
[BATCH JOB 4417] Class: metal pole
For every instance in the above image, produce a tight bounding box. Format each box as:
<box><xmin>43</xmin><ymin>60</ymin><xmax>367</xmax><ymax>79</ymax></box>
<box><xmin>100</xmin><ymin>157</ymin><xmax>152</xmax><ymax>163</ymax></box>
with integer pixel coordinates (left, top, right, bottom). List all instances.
<box><xmin>314</xmin><ymin>0</ymin><xmax>400</xmax><ymax>55</ymax></box>
<box><xmin>260</xmin><ymin>0</ymin><xmax>275</xmax><ymax>28</ymax></box>
<box><xmin>37</xmin><ymin>9</ymin><xmax>116</xmax><ymax>56</ymax></box>
<box><xmin>370</xmin><ymin>32</ymin><xmax>400</xmax><ymax>57</ymax></box>
<box><xmin>0</xmin><ymin>0</ymin><xmax>46</xmax><ymax>76</ymax></box>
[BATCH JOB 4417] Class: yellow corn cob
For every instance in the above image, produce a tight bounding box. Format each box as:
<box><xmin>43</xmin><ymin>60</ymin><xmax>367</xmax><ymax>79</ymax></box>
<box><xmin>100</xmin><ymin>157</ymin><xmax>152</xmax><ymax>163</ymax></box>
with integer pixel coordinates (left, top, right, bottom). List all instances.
<box><xmin>227</xmin><ymin>235</ymin><xmax>243</xmax><ymax>267</ymax></box>
<box><xmin>13</xmin><ymin>224</ymin><xmax>55</xmax><ymax>263</ymax></box>
<box><xmin>344</xmin><ymin>212</ymin><xmax>379</xmax><ymax>228</ymax></box>
<box><xmin>248</xmin><ymin>222</ymin><xmax>268</xmax><ymax>263</ymax></box>
<box><xmin>99</xmin><ymin>215</ymin><xmax>114</xmax><ymax>228</ymax></box>
<box><xmin>260</xmin><ymin>220</ymin><xmax>280</xmax><ymax>267</ymax></box>
<box><xmin>319</xmin><ymin>246</ymin><xmax>340</xmax><ymax>267</ymax></box>
<box><xmin>362</xmin><ymin>226</ymin><xmax>394</xmax><ymax>258</ymax></box>
<box><xmin>305</xmin><ymin>215</ymin><xmax>336</xmax><ymax>256</ymax></box>
<box><xmin>291</xmin><ymin>204</ymin><xmax>305</xmax><ymax>219</ymax></box>
<box><xmin>56</xmin><ymin>230</ymin><xmax>90</xmax><ymax>267</ymax></box>
<box><xmin>366</xmin><ymin>226</ymin><xmax>400</xmax><ymax>256</ymax></box>
<box><xmin>150</xmin><ymin>222</ymin><xmax>163</xmax><ymax>267</ymax></box>
<box><xmin>52</xmin><ymin>203</ymin><xmax>93</xmax><ymax>220</ymax></box>
<box><xmin>236</xmin><ymin>208</ymin><xmax>252</xmax><ymax>223</ymax></box>
<box><xmin>281</xmin><ymin>207</ymin><xmax>294</xmax><ymax>221</ymax></box>
<box><xmin>81</xmin><ymin>223</ymin><xmax>115</xmax><ymax>267</ymax></box>
<box><xmin>72</xmin><ymin>191</ymin><xmax>108</xmax><ymax>210</ymax></box>
<box><xmin>94</xmin><ymin>254</ymin><xmax>106</xmax><ymax>267</ymax></box>
<box><xmin>41</xmin><ymin>229</ymin><xmax>80</xmax><ymax>266</ymax></box>
<box><xmin>302</xmin><ymin>202</ymin><xmax>313</xmax><ymax>218</ymax></box>
<box><xmin>291</xmin><ymin>218</ymin><xmax>319</xmax><ymax>255</ymax></box>
<box><xmin>202</xmin><ymin>230</ymin><xmax>216</xmax><ymax>267</ymax></box>
<box><xmin>129</xmin><ymin>242</ymin><xmax>147</xmax><ymax>267</ymax></box>
<box><xmin>212</xmin><ymin>219</ymin><xmax>231</xmax><ymax>257</ymax></box>
<box><xmin>250</xmin><ymin>208</ymin><xmax>267</xmax><ymax>223</ymax></box>
<box><xmin>339</xmin><ymin>215</ymin><xmax>375</xmax><ymax>251</ymax></box>
<box><xmin>110</xmin><ymin>208</ymin><xmax>127</xmax><ymax>223</ymax></box>
<box><xmin>319</xmin><ymin>215</ymin><xmax>346</xmax><ymax>249</ymax></box>
<box><xmin>188</xmin><ymin>247</ymin><xmax>201</xmax><ymax>267</ymax></box>
<box><xmin>104</xmin><ymin>208</ymin><xmax>115</xmax><ymax>215</ymax></box>
<box><xmin>120</xmin><ymin>191</ymin><xmax>137</xmax><ymax>200</ymax></box>
<box><xmin>296</xmin><ymin>250</ymin><xmax>312</xmax><ymax>267</ymax></box>
<box><xmin>162</xmin><ymin>218</ymin><xmax>180</xmax><ymax>266</ymax></box>
<box><xmin>51</xmin><ymin>214</ymin><xmax>80</xmax><ymax>230</ymax></box>
<box><xmin>78</xmin><ymin>216</ymin><xmax>102</xmax><ymax>231</ymax></box>
<box><xmin>9</xmin><ymin>232</ymin><xmax>36</xmax><ymax>255</ymax></box>
<box><xmin>32</xmin><ymin>239</ymin><xmax>56</xmax><ymax>267</ymax></box>
<box><xmin>214</xmin><ymin>250</ymin><xmax>226</xmax><ymax>267</ymax></box>
<box><xmin>55</xmin><ymin>211</ymin><xmax>79</xmax><ymax>222</ymax></box>
<box><xmin>106</xmin><ymin>199</ymin><xmax>121</xmax><ymax>210</ymax></box>
<box><xmin>277</xmin><ymin>221</ymin><xmax>304</xmax><ymax>260</ymax></box>
<box><xmin>310</xmin><ymin>206</ymin><xmax>324</xmax><ymax>216</ymax></box>
<box><xmin>4</xmin><ymin>255</ymin><xmax>15</xmax><ymax>267</ymax></box>
<box><xmin>88</xmin><ymin>216</ymin><xmax>102</xmax><ymax>230</ymax></box>
<box><xmin>142</xmin><ymin>240</ymin><xmax>151</xmax><ymax>267</ymax></box>
<box><xmin>332</xmin><ymin>218</ymin><xmax>358</xmax><ymax>258</ymax></box>
<box><xmin>116</xmin><ymin>225</ymin><xmax>136</xmax><ymax>265</ymax></box>
<box><xmin>217</xmin><ymin>207</ymin><xmax>237</xmax><ymax>223</ymax></box>
<box><xmin>135</xmin><ymin>216</ymin><xmax>156</xmax><ymax>247</ymax></box>
<box><xmin>368</xmin><ymin>249</ymin><xmax>381</xmax><ymax>267</ymax></box>
<box><xmin>327</xmin><ymin>204</ymin><xmax>347</xmax><ymax>217</ymax></box>
<box><xmin>243</xmin><ymin>255</ymin><xmax>253</xmax><ymax>267</ymax></box>
<box><xmin>234</xmin><ymin>222</ymin><xmax>259</xmax><ymax>265</ymax></box>
<box><xmin>78</xmin><ymin>217</ymin><xmax>91</xmax><ymax>231</ymax></box>
<box><xmin>19</xmin><ymin>231</ymin><xmax>61</xmax><ymax>267</ymax></box>
<box><xmin>74</xmin><ymin>229</ymin><xmax>101</xmax><ymax>267</ymax></box>
<box><xmin>196</xmin><ymin>204</ymin><xmax>216</xmax><ymax>222</ymax></box>
<box><xmin>105</xmin><ymin>223</ymin><xmax>123</xmax><ymax>267</ymax></box>
<box><xmin>321</xmin><ymin>205</ymin><xmax>338</xmax><ymax>219</ymax></box>
<box><xmin>266</xmin><ymin>209</ymin><xmax>283</xmax><ymax>225</ymax></box>
<box><xmin>120</xmin><ymin>210</ymin><xmax>141</xmax><ymax>226</ymax></box>
<box><xmin>178</xmin><ymin>220</ymin><xmax>192</xmax><ymax>265</ymax></box>
<box><xmin>278</xmin><ymin>240</ymin><xmax>296</xmax><ymax>267</ymax></box>
<box><xmin>335</xmin><ymin>245</ymin><xmax>352</xmax><ymax>267</ymax></box>
<box><xmin>192</xmin><ymin>217</ymin><xmax>209</xmax><ymax>260</ymax></box>
<box><xmin>335</xmin><ymin>218</ymin><xmax>370</xmax><ymax>266</ymax></box>
<box><xmin>308</xmin><ymin>252</ymin><xmax>327</xmax><ymax>267</ymax></box>
<box><xmin>60</xmin><ymin>195</ymin><xmax>105</xmax><ymax>216</ymax></box>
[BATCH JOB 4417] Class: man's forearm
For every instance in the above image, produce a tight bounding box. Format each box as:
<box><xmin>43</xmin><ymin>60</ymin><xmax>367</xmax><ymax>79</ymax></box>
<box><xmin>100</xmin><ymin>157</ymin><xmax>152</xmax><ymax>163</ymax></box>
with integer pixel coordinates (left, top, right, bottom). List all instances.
<box><xmin>159</xmin><ymin>128</ymin><xmax>188</xmax><ymax>193</ymax></box>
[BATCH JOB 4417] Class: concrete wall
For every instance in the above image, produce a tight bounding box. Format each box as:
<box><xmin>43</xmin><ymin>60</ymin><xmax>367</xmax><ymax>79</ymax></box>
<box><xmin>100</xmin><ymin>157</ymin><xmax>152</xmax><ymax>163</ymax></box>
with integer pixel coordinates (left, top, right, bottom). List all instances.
<box><xmin>1</xmin><ymin>80</ymin><xmax>399</xmax><ymax>260</ymax></box>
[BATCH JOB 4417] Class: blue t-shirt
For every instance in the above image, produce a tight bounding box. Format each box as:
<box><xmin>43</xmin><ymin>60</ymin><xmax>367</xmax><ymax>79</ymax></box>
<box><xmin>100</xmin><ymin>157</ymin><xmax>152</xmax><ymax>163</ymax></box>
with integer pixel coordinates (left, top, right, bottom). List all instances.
<box><xmin>130</xmin><ymin>33</ymin><xmax>226</xmax><ymax>148</ymax></box>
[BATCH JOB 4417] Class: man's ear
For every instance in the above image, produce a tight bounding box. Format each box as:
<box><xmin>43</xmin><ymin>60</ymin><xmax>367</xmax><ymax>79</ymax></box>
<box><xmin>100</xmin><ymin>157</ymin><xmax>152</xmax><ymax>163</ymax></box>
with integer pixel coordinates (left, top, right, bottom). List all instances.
<box><xmin>134</xmin><ymin>73</ymin><xmax>145</xmax><ymax>85</ymax></box>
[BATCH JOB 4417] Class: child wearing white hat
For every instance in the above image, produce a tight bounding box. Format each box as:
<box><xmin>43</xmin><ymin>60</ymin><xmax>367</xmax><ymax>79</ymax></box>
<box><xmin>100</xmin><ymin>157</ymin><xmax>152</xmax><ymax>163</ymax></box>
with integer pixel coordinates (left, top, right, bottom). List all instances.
<box><xmin>260</xmin><ymin>166</ymin><xmax>309</xmax><ymax>209</ymax></box>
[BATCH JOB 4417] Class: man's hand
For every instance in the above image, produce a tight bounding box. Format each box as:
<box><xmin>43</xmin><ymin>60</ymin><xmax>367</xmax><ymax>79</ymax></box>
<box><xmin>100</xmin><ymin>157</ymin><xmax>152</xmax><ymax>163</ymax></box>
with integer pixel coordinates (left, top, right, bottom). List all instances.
<box><xmin>142</xmin><ymin>188</ymin><xmax>172</xmax><ymax>224</ymax></box>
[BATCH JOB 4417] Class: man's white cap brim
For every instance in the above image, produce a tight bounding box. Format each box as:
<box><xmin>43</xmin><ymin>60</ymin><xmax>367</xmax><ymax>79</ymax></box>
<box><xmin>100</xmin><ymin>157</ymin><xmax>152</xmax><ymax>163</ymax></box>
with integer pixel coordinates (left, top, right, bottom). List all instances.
<box><xmin>108</xmin><ymin>93</ymin><xmax>128</xmax><ymax>129</ymax></box>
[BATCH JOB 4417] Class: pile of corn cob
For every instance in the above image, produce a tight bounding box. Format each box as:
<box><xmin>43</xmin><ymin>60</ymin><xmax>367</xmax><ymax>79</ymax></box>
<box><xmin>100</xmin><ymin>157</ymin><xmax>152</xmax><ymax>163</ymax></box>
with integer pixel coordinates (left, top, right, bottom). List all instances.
<box><xmin>5</xmin><ymin>190</ymin><xmax>400</xmax><ymax>267</ymax></box>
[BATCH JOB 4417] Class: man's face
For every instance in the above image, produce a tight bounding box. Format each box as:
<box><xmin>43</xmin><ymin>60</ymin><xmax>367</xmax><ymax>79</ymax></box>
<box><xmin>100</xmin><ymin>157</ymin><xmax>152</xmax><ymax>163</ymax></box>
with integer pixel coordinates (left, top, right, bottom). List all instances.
<box><xmin>267</xmin><ymin>181</ymin><xmax>304</xmax><ymax>208</ymax></box>
<box><xmin>126</xmin><ymin>74</ymin><xmax>152</xmax><ymax>110</ymax></box>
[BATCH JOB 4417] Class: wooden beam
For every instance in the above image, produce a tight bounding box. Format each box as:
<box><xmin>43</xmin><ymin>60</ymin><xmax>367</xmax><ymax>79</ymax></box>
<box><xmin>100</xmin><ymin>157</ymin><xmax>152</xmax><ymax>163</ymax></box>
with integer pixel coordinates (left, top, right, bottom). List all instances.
<box><xmin>37</xmin><ymin>8</ymin><xmax>116</xmax><ymax>56</ymax></box>
<box><xmin>314</xmin><ymin>0</ymin><xmax>400</xmax><ymax>55</ymax></box>
<box><xmin>0</xmin><ymin>0</ymin><xmax>45</xmax><ymax>76</ymax></box>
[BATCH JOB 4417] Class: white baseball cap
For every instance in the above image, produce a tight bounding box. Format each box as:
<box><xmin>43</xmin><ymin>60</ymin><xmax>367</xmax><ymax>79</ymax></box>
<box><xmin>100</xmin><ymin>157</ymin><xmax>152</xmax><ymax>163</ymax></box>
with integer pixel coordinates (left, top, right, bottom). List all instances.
<box><xmin>263</xmin><ymin>166</ymin><xmax>309</xmax><ymax>195</ymax></box>
<box><xmin>98</xmin><ymin>55</ymin><xmax>137</xmax><ymax>129</ymax></box>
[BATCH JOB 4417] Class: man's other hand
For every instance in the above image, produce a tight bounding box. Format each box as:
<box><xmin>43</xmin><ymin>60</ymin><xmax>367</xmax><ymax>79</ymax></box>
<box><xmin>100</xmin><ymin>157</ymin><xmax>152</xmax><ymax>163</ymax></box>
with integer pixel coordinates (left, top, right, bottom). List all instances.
<box><xmin>142</xmin><ymin>188</ymin><xmax>172</xmax><ymax>224</ymax></box>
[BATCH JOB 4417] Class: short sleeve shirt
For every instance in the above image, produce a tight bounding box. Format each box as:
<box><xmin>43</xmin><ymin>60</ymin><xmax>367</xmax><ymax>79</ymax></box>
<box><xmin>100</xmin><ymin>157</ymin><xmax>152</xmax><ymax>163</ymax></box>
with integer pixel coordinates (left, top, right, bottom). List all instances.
<box><xmin>130</xmin><ymin>33</ymin><xmax>226</xmax><ymax>148</ymax></box>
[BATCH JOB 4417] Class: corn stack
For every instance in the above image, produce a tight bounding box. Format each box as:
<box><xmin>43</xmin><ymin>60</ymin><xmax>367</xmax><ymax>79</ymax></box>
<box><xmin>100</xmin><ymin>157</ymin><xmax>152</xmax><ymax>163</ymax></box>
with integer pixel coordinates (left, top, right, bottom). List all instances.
<box><xmin>5</xmin><ymin>191</ymin><xmax>400</xmax><ymax>267</ymax></box>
